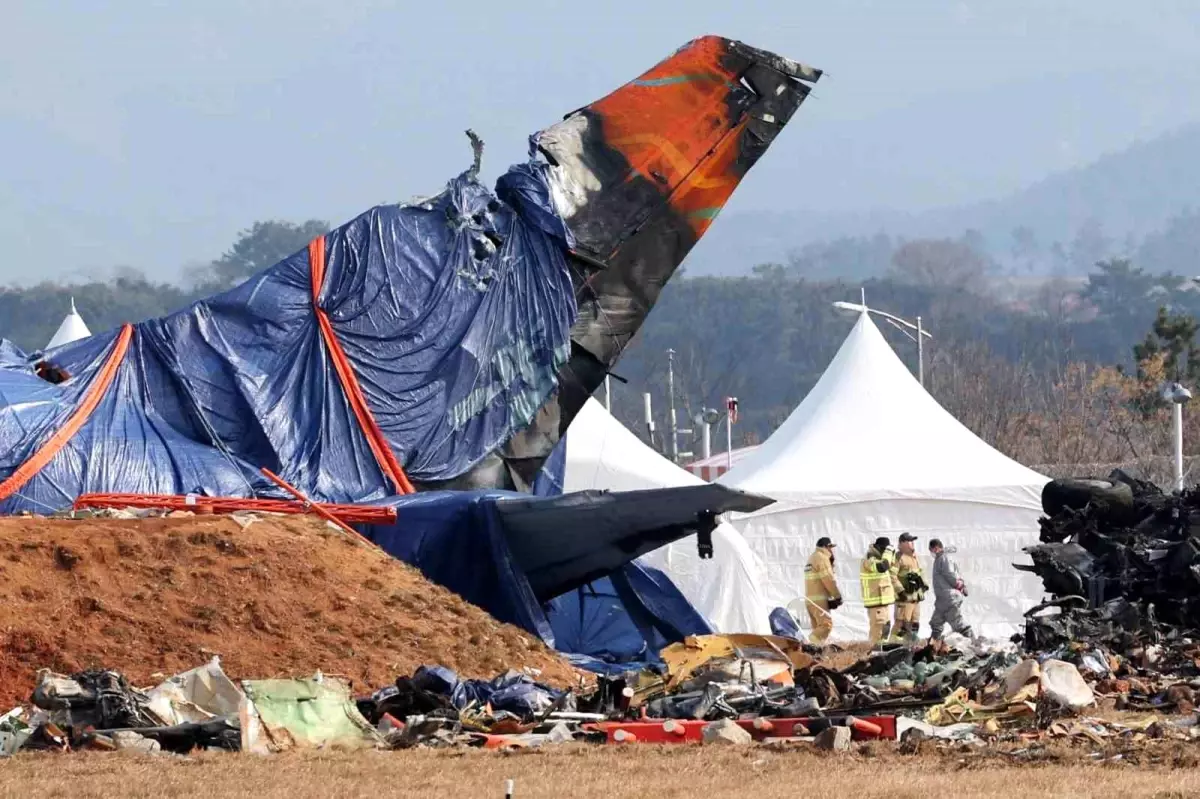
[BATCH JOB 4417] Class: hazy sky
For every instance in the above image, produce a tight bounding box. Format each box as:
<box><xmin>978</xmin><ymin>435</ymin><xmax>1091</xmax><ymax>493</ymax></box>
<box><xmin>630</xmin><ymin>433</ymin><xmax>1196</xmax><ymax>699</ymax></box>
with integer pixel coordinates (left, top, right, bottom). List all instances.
<box><xmin>3</xmin><ymin>0</ymin><xmax>1200</xmax><ymax>283</ymax></box>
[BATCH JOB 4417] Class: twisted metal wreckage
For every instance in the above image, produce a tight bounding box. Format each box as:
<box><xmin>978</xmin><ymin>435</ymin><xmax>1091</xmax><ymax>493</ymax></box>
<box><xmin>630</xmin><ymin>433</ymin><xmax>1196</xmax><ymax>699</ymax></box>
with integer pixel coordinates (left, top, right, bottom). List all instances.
<box><xmin>0</xmin><ymin>38</ymin><xmax>818</xmax><ymax>651</ymax></box>
<box><xmin>1022</xmin><ymin>472</ymin><xmax>1200</xmax><ymax>647</ymax></box>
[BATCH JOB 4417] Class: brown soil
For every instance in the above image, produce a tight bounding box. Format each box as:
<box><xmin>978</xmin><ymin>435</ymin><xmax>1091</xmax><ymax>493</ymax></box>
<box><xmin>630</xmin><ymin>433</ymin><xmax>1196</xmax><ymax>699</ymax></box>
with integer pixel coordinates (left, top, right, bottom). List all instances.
<box><xmin>0</xmin><ymin>515</ymin><xmax>578</xmax><ymax>708</ymax></box>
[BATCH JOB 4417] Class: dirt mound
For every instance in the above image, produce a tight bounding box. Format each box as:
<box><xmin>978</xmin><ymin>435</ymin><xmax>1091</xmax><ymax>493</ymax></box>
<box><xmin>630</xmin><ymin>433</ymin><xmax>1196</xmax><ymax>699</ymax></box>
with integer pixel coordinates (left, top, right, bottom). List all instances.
<box><xmin>0</xmin><ymin>515</ymin><xmax>577</xmax><ymax>707</ymax></box>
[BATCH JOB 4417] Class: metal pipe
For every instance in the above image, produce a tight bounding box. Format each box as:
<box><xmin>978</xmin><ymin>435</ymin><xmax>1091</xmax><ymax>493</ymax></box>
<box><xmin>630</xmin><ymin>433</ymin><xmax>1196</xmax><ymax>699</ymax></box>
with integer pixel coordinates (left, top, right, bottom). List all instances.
<box><xmin>667</xmin><ymin>349</ymin><xmax>678</xmax><ymax>463</ymax></box>
<box><xmin>726</xmin><ymin>412</ymin><xmax>734</xmax><ymax>471</ymax></box>
<box><xmin>604</xmin><ymin>375</ymin><xmax>611</xmax><ymax>411</ymax></box>
<box><xmin>1175</xmin><ymin>401</ymin><xmax>1184</xmax><ymax>493</ymax></box>
<box><xmin>702</xmin><ymin>421</ymin><xmax>712</xmax><ymax>460</ymax></box>
<box><xmin>643</xmin><ymin>392</ymin><xmax>656</xmax><ymax>450</ymax></box>
<box><xmin>882</xmin><ymin>317</ymin><xmax>918</xmax><ymax>343</ymax></box>
<box><xmin>917</xmin><ymin>315</ymin><xmax>924</xmax><ymax>388</ymax></box>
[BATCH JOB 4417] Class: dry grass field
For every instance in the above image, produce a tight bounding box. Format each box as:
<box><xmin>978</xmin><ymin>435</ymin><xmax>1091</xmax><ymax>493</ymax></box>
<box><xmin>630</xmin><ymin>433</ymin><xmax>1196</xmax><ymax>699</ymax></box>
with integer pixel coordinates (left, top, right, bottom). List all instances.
<box><xmin>5</xmin><ymin>745</ymin><xmax>1200</xmax><ymax>799</ymax></box>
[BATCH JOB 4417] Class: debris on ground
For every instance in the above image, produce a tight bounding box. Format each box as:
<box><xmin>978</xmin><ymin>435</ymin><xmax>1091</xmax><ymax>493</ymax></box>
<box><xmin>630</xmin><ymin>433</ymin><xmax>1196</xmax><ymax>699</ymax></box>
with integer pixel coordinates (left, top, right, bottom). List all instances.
<box><xmin>1012</xmin><ymin>471</ymin><xmax>1200</xmax><ymax>719</ymax></box>
<box><xmin>242</xmin><ymin>675</ymin><xmax>381</xmax><ymax>753</ymax></box>
<box><xmin>6</xmin><ymin>626</ymin><xmax>1200</xmax><ymax>757</ymax></box>
<box><xmin>10</xmin><ymin>473</ymin><xmax>1200</xmax><ymax>759</ymax></box>
<box><xmin>1024</xmin><ymin>470</ymin><xmax>1200</xmax><ymax>638</ymax></box>
<box><xmin>701</xmin><ymin>718</ymin><xmax>753</xmax><ymax>746</ymax></box>
<box><xmin>814</xmin><ymin>725</ymin><xmax>851</xmax><ymax>751</ymax></box>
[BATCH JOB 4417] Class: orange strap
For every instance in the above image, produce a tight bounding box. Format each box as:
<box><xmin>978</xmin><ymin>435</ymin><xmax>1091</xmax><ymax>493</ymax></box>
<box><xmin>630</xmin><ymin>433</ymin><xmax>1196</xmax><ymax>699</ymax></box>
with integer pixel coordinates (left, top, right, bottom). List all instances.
<box><xmin>0</xmin><ymin>324</ymin><xmax>134</xmax><ymax>503</ymax></box>
<box><xmin>309</xmin><ymin>237</ymin><xmax>415</xmax><ymax>495</ymax></box>
<box><xmin>260</xmin><ymin>467</ymin><xmax>381</xmax><ymax>549</ymax></box>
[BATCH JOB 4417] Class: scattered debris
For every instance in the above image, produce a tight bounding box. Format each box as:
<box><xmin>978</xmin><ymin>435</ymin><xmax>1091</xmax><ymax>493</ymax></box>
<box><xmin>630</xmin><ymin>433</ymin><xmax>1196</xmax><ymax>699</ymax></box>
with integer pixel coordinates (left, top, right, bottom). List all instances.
<box><xmin>111</xmin><ymin>730</ymin><xmax>162</xmax><ymax>755</ymax></box>
<box><xmin>5</xmin><ymin>624</ymin><xmax>1200</xmax><ymax>758</ymax></box>
<box><xmin>144</xmin><ymin>657</ymin><xmax>244</xmax><ymax>727</ymax></box>
<box><xmin>1010</xmin><ymin>471</ymin><xmax>1200</xmax><ymax>725</ymax></box>
<box><xmin>1039</xmin><ymin>660</ymin><xmax>1095</xmax><ymax>711</ymax></box>
<box><xmin>1023</xmin><ymin>470</ymin><xmax>1200</xmax><ymax>638</ymax></box>
<box><xmin>241</xmin><ymin>676</ymin><xmax>381</xmax><ymax>753</ymax></box>
<box><xmin>701</xmin><ymin>719</ymin><xmax>753</xmax><ymax>746</ymax></box>
<box><xmin>814</xmin><ymin>726</ymin><xmax>851</xmax><ymax>751</ymax></box>
<box><xmin>0</xmin><ymin>708</ymin><xmax>32</xmax><ymax>756</ymax></box>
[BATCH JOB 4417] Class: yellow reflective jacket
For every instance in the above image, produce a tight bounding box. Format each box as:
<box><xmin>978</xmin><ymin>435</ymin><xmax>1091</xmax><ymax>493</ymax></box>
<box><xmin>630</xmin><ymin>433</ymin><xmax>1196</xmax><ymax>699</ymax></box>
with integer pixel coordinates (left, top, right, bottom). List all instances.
<box><xmin>805</xmin><ymin>548</ymin><xmax>841</xmax><ymax>602</ymax></box>
<box><xmin>860</xmin><ymin>547</ymin><xmax>896</xmax><ymax>608</ymax></box>
<box><xmin>894</xmin><ymin>552</ymin><xmax>925</xmax><ymax>602</ymax></box>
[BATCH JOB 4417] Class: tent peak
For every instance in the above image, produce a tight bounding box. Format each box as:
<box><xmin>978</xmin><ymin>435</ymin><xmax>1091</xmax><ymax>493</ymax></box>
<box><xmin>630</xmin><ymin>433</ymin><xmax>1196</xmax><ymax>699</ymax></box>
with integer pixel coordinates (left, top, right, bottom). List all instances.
<box><xmin>46</xmin><ymin>298</ymin><xmax>93</xmax><ymax>350</ymax></box>
<box><xmin>719</xmin><ymin>306</ymin><xmax>1048</xmax><ymax>500</ymax></box>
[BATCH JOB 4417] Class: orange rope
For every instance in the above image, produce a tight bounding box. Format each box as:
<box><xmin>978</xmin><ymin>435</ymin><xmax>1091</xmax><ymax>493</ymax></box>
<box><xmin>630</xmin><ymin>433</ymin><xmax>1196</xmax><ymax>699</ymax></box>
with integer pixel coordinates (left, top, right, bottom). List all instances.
<box><xmin>308</xmin><ymin>237</ymin><xmax>416</xmax><ymax>495</ymax></box>
<box><xmin>260</xmin><ymin>467</ymin><xmax>380</xmax><ymax>549</ymax></box>
<box><xmin>0</xmin><ymin>324</ymin><xmax>133</xmax><ymax>503</ymax></box>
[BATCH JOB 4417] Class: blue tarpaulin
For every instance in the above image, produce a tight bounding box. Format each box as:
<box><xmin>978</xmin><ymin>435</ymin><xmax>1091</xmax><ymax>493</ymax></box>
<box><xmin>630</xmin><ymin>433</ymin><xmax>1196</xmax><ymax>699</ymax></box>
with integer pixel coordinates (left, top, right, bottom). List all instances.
<box><xmin>0</xmin><ymin>165</ymin><xmax>575</xmax><ymax>514</ymax></box>
<box><xmin>360</xmin><ymin>467</ymin><xmax>713</xmax><ymax>673</ymax></box>
<box><xmin>769</xmin><ymin>606</ymin><xmax>803</xmax><ymax>639</ymax></box>
<box><xmin>0</xmin><ymin>333</ymin><xmax>267</xmax><ymax>511</ymax></box>
<box><xmin>545</xmin><ymin>566</ymin><xmax>711</xmax><ymax>671</ymax></box>
<box><xmin>0</xmin><ymin>340</ymin><xmax>26</xmax><ymax>368</ymax></box>
<box><xmin>410</xmin><ymin>665</ymin><xmax>562</xmax><ymax>717</ymax></box>
<box><xmin>367</xmin><ymin>664</ymin><xmax>564</xmax><ymax>721</ymax></box>
<box><xmin>364</xmin><ymin>489</ymin><xmax>556</xmax><ymax>644</ymax></box>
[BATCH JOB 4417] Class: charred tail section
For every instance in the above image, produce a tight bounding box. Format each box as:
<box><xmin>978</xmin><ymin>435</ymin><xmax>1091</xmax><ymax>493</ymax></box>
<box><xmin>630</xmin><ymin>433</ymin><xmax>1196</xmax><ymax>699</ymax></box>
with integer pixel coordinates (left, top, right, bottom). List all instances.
<box><xmin>542</xmin><ymin>36</ymin><xmax>820</xmax><ymax>377</ymax></box>
<box><xmin>435</xmin><ymin>37</ymin><xmax>821</xmax><ymax>491</ymax></box>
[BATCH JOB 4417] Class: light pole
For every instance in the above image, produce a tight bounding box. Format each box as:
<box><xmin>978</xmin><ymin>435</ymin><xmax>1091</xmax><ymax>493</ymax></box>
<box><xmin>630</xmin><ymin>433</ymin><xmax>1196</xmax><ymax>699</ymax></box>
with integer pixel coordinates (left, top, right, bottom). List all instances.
<box><xmin>692</xmin><ymin>408</ymin><xmax>721</xmax><ymax>460</ymax></box>
<box><xmin>666</xmin><ymin>348</ymin><xmax>680</xmax><ymax>463</ymax></box>
<box><xmin>725</xmin><ymin>397</ymin><xmax>738</xmax><ymax>470</ymax></box>
<box><xmin>1164</xmin><ymin>276</ymin><xmax>1200</xmax><ymax>492</ymax></box>
<box><xmin>832</xmin><ymin>298</ymin><xmax>933</xmax><ymax>387</ymax></box>
<box><xmin>1164</xmin><ymin>382</ymin><xmax>1193</xmax><ymax>493</ymax></box>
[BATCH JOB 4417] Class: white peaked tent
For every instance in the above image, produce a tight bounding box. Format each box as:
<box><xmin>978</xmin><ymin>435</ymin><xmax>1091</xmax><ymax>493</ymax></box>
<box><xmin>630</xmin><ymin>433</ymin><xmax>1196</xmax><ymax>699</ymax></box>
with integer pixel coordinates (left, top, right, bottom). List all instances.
<box><xmin>719</xmin><ymin>312</ymin><xmax>1050</xmax><ymax>641</ymax></box>
<box><xmin>46</xmin><ymin>298</ymin><xmax>92</xmax><ymax>350</ymax></box>
<box><xmin>561</xmin><ymin>399</ymin><xmax>772</xmax><ymax>634</ymax></box>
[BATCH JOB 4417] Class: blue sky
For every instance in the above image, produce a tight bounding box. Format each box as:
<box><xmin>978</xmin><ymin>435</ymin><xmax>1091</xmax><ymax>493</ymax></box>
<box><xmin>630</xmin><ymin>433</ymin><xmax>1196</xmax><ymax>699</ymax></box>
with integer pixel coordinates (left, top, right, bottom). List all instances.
<box><xmin>3</xmin><ymin>0</ymin><xmax>1199</xmax><ymax>283</ymax></box>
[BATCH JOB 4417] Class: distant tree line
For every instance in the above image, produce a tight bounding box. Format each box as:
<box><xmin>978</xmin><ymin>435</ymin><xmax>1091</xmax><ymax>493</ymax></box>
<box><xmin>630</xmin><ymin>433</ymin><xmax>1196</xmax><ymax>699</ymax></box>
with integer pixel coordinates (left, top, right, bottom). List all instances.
<box><xmin>0</xmin><ymin>220</ymin><xmax>327</xmax><ymax>354</ymax></box>
<box><xmin>5</xmin><ymin>217</ymin><xmax>1200</xmax><ymax>480</ymax></box>
<box><xmin>784</xmin><ymin>210</ymin><xmax>1200</xmax><ymax>282</ymax></box>
<box><xmin>609</xmin><ymin>252</ymin><xmax>1200</xmax><ymax>469</ymax></box>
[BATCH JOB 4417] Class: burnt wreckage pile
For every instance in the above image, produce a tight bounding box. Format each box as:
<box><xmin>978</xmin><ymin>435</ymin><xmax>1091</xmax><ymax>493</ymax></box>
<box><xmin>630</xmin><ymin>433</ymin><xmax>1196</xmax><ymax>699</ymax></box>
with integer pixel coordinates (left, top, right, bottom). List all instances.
<box><xmin>1021</xmin><ymin>471</ymin><xmax>1200</xmax><ymax>647</ymax></box>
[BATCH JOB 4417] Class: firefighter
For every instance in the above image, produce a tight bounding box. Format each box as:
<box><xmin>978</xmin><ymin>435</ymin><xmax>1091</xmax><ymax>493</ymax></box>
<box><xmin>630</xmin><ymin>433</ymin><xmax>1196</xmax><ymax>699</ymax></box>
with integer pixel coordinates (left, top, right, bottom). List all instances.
<box><xmin>860</xmin><ymin>536</ymin><xmax>898</xmax><ymax>644</ymax></box>
<box><xmin>804</xmin><ymin>537</ymin><xmax>842</xmax><ymax>644</ymax></box>
<box><xmin>891</xmin><ymin>533</ymin><xmax>928</xmax><ymax>643</ymax></box>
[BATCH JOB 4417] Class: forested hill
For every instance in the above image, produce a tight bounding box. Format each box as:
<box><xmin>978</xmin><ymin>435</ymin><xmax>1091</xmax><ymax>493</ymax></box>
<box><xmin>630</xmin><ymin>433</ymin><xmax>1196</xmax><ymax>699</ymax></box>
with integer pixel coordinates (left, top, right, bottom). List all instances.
<box><xmin>686</xmin><ymin>124</ymin><xmax>1200</xmax><ymax>280</ymax></box>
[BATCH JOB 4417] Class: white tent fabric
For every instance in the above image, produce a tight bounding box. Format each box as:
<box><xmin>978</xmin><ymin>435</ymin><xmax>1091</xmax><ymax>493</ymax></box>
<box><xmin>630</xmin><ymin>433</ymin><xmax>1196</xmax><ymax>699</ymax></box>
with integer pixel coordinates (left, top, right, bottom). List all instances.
<box><xmin>46</xmin><ymin>298</ymin><xmax>92</xmax><ymax>350</ymax></box>
<box><xmin>719</xmin><ymin>312</ymin><xmax>1050</xmax><ymax>641</ymax></box>
<box><xmin>561</xmin><ymin>399</ymin><xmax>771</xmax><ymax>634</ymax></box>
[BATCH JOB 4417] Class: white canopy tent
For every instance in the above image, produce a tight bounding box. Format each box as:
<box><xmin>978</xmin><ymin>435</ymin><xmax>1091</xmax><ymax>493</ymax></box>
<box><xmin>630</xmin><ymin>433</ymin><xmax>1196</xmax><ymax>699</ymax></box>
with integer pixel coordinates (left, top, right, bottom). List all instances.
<box><xmin>719</xmin><ymin>312</ymin><xmax>1050</xmax><ymax>640</ymax></box>
<box><xmin>46</xmin><ymin>298</ymin><xmax>92</xmax><ymax>350</ymax></box>
<box><xmin>560</xmin><ymin>398</ymin><xmax>771</xmax><ymax>634</ymax></box>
